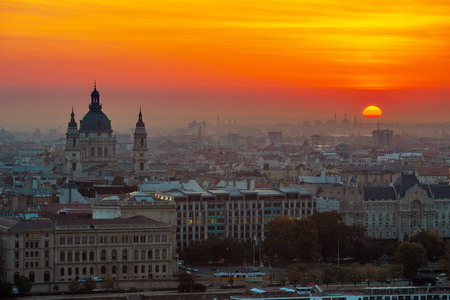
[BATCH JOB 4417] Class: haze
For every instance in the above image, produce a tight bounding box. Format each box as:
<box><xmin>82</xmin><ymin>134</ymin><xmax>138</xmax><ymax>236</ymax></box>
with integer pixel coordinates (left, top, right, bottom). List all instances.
<box><xmin>1</xmin><ymin>0</ymin><xmax>450</xmax><ymax>129</ymax></box>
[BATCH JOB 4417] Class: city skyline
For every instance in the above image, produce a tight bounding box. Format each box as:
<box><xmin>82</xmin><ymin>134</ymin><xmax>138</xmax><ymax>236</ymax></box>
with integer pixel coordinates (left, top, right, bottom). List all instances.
<box><xmin>1</xmin><ymin>0</ymin><xmax>450</xmax><ymax>128</ymax></box>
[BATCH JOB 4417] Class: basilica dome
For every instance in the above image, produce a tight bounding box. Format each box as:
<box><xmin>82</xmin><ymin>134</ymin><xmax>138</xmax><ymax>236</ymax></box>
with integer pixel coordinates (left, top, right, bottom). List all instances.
<box><xmin>79</xmin><ymin>84</ymin><xmax>112</xmax><ymax>133</ymax></box>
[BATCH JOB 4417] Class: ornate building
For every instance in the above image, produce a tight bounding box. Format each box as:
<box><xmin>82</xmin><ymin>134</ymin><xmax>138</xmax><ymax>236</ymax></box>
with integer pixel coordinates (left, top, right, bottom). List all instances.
<box><xmin>65</xmin><ymin>84</ymin><xmax>148</xmax><ymax>176</ymax></box>
<box><xmin>132</xmin><ymin>108</ymin><xmax>149</xmax><ymax>173</ymax></box>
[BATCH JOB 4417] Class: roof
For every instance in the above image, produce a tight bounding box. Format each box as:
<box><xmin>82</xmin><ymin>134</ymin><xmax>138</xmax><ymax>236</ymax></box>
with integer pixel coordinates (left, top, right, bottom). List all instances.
<box><xmin>364</xmin><ymin>186</ymin><xmax>396</xmax><ymax>200</ymax></box>
<box><xmin>55</xmin><ymin>216</ymin><xmax>164</xmax><ymax>227</ymax></box>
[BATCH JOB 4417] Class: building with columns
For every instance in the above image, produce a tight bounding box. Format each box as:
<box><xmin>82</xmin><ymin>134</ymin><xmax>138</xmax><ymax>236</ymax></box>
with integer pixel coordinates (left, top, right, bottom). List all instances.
<box><xmin>65</xmin><ymin>84</ymin><xmax>149</xmax><ymax>177</ymax></box>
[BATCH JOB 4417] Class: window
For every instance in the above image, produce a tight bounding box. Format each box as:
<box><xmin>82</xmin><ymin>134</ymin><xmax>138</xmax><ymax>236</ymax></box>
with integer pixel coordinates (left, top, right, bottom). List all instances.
<box><xmin>45</xmin><ymin>241</ymin><xmax>49</xmax><ymax>248</ymax></box>
<box><xmin>101</xmin><ymin>266</ymin><xmax>106</xmax><ymax>274</ymax></box>
<box><xmin>112</xmin><ymin>265</ymin><xmax>117</xmax><ymax>274</ymax></box>
<box><xmin>15</xmin><ymin>251</ymin><xmax>19</xmax><ymax>259</ymax></box>
<box><xmin>112</xmin><ymin>249</ymin><xmax>117</xmax><ymax>260</ymax></box>
<box><xmin>122</xmin><ymin>265</ymin><xmax>128</xmax><ymax>274</ymax></box>
<box><xmin>101</xmin><ymin>250</ymin><xmax>106</xmax><ymax>260</ymax></box>
<box><xmin>15</xmin><ymin>241</ymin><xmax>19</xmax><ymax>248</ymax></box>
<box><xmin>60</xmin><ymin>251</ymin><xmax>65</xmax><ymax>262</ymax></box>
<box><xmin>122</xmin><ymin>249</ymin><xmax>128</xmax><ymax>259</ymax></box>
<box><xmin>60</xmin><ymin>268</ymin><xmax>65</xmax><ymax>276</ymax></box>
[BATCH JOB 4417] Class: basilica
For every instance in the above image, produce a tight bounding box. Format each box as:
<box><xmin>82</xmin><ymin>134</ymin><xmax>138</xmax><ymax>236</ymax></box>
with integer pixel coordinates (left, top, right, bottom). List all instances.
<box><xmin>65</xmin><ymin>83</ymin><xmax>148</xmax><ymax>177</ymax></box>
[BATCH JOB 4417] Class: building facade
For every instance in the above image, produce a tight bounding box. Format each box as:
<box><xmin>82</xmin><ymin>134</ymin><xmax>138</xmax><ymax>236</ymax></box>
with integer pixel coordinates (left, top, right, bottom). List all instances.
<box><xmin>132</xmin><ymin>109</ymin><xmax>149</xmax><ymax>173</ymax></box>
<box><xmin>154</xmin><ymin>187</ymin><xmax>315</xmax><ymax>250</ymax></box>
<box><xmin>65</xmin><ymin>83</ymin><xmax>118</xmax><ymax>176</ymax></box>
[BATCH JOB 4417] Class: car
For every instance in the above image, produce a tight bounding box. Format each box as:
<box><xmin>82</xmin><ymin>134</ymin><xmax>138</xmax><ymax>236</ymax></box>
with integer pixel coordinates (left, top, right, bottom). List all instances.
<box><xmin>92</xmin><ymin>276</ymin><xmax>102</xmax><ymax>282</ymax></box>
<box><xmin>78</xmin><ymin>278</ymin><xmax>86</xmax><ymax>282</ymax></box>
<box><xmin>192</xmin><ymin>268</ymin><xmax>199</xmax><ymax>272</ymax></box>
<box><xmin>186</xmin><ymin>267</ymin><xmax>192</xmax><ymax>271</ymax></box>
<box><xmin>12</xmin><ymin>287</ymin><xmax>19</xmax><ymax>294</ymax></box>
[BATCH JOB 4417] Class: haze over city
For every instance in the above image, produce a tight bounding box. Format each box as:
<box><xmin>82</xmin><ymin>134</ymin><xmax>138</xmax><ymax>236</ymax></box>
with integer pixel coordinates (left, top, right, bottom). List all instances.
<box><xmin>1</xmin><ymin>0</ymin><xmax>450</xmax><ymax>131</ymax></box>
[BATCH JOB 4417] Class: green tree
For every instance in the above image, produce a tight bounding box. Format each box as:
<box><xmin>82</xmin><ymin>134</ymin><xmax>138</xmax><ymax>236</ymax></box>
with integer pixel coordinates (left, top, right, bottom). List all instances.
<box><xmin>377</xmin><ymin>268</ymin><xmax>389</xmax><ymax>286</ymax></box>
<box><xmin>287</xmin><ymin>266</ymin><xmax>303</xmax><ymax>285</ymax></box>
<box><xmin>101</xmin><ymin>277</ymin><xmax>115</xmax><ymax>290</ymax></box>
<box><xmin>310</xmin><ymin>211</ymin><xmax>344</xmax><ymax>261</ymax></box>
<box><xmin>84</xmin><ymin>277</ymin><xmax>97</xmax><ymax>291</ymax></box>
<box><xmin>265</xmin><ymin>216</ymin><xmax>294</xmax><ymax>262</ymax></box>
<box><xmin>15</xmin><ymin>276</ymin><xmax>32</xmax><ymax>295</ymax></box>
<box><xmin>341</xmin><ymin>224</ymin><xmax>367</xmax><ymax>262</ymax></box>
<box><xmin>411</xmin><ymin>230</ymin><xmax>445</xmax><ymax>261</ymax></box>
<box><xmin>291</xmin><ymin>218</ymin><xmax>320</xmax><ymax>261</ymax></box>
<box><xmin>67</xmin><ymin>280</ymin><xmax>80</xmax><ymax>293</ymax></box>
<box><xmin>394</xmin><ymin>241</ymin><xmax>428</xmax><ymax>282</ymax></box>
<box><xmin>321</xmin><ymin>268</ymin><xmax>335</xmax><ymax>287</ymax></box>
<box><xmin>336</xmin><ymin>268</ymin><xmax>350</xmax><ymax>287</ymax></box>
<box><xmin>363</xmin><ymin>263</ymin><xmax>377</xmax><ymax>286</ymax></box>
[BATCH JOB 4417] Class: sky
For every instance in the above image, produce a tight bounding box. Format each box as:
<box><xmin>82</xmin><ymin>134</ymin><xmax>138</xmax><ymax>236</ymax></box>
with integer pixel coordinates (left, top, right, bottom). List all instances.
<box><xmin>1</xmin><ymin>0</ymin><xmax>450</xmax><ymax>131</ymax></box>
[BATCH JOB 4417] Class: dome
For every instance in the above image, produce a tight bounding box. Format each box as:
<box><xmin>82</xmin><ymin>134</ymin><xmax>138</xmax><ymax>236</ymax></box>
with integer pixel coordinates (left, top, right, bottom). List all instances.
<box><xmin>79</xmin><ymin>83</ymin><xmax>113</xmax><ymax>133</ymax></box>
<box><xmin>79</xmin><ymin>110</ymin><xmax>112</xmax><ymax>133</ymax></box>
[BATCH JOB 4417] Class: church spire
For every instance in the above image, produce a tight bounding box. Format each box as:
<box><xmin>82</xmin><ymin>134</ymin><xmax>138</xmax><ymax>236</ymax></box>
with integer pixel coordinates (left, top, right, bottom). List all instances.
<box><xmin>90</xmin><ymin>81</ymin><xmax>101</xmax><ymax>109</ymax></box>
<box><xmin>136</xmin><ymin>107</ymin><xmax>145</xmax><ymax>128</ymax></box>
<box><xmin>68</xmin><ymin>107</ymin><xmax>77</xmax><ymax>128</ymax></box>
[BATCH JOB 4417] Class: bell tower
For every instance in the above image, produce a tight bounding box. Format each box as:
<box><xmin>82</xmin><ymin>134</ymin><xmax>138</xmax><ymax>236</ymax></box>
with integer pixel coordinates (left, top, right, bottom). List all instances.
<box><xmin>65</xmin><ymin>108</ymin><xmax>81</xmax><ymax>174</ymax></box>
<box><xmin>132</xmin><ymin>108</ymin><xmax>149</xmax><ymax>173</ymax></box>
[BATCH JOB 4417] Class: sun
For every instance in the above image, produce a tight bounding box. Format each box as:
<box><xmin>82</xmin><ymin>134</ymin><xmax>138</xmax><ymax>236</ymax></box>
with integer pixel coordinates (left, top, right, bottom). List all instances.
<box><xmin>363</xmin><ymin>106</ymin><xmax>382</xmax><ymax>118</ymax></box>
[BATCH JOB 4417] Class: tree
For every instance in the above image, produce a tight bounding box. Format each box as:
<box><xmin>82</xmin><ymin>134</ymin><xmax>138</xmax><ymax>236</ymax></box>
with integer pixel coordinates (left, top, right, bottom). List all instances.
<box><xmin>291</xmin><ymin>218</ymin><xmax>320</xmax><ymax>261</ymax></box>
<box><xmin>52</xmin><ymin>284</ymin><xmax>60</xmax><ymax>292</ymax></box>
<box><xmin>15</xmin><ymin>276</ymin><xmax>32</xmax><ymax>295</ymax></box>
<box><xmin>310</xmin><ymin>211</ymin><xmax>344</xmax><ymax>261</ymax></box>
<box><xmin>336</xmin><ymin>268</ymin><xmax>349</xmax><ymax>287</ymax></box>
<box><xmin>84</xmin><ymin>277</ymin><xmax>97</xmax><ymax>291</ymax></box>
<box><xmin>0</xmin><ymin>281</ymin><xmax>13</xmax><ymax>298</ymax></box>
<box><xmin>177</xmin><ymin>272</ymin><xmax>194</xmax><ymax>293</ymax></box>
<box><xmin>377</xmin><ymin>268</ymin><xmax>389</xmax><ymax>286</ymax></box>
<box><xmin>363</xmin><ymin>263</ymin><xmax>377</xmax><ymax>286</ymax></box>
<box><xmin>101</xmin><ymin>277</ymin><xmax>115</xmax><ymax>290</ymax></box>
<box><xmin>394</xmin><ymin>241</ymin><xmax>428</xmax><ymax>282</ymax></box>
<box><xmin>68</xmin><ymin>280</ymin><xmax>80</xmax><ymax>293</ymax></box>
<box><xmin>287</xmin><ymin>266</ymin><xmax>303</xmax><ymax>285</ymax></box>
<box><xmin>321</xmin><ymin>268</ymin><xmax>335</xmax><ymax>287</ymax></box>
<box><xmin>411</xmin><ymin>230</ymin><xmax>445</xmax><ymax>261</ymax></box>
<box><xmin>348</xmin><ymin>263</ymin><xmax>362</xmax><ymax>287</ymax></box>
<box><xmin>265</xmin><ymin>216</ymin><xmax>294</xmax><ymax>262</ymax></box>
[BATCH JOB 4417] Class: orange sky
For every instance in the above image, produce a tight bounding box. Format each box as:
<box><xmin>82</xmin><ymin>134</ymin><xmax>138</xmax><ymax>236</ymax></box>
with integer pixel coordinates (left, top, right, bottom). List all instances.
<box><xmin>1</xmin><ymin>0</ymin><xmax>450</xmax><ymax>129</ymax></box>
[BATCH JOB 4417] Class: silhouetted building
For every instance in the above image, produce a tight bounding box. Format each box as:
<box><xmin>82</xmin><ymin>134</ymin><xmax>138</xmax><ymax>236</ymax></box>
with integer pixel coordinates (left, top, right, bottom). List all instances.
<box><xmin>373</xmin><ymin>128</ymin><xmax>393</xmax><ymax>147</ymax></box>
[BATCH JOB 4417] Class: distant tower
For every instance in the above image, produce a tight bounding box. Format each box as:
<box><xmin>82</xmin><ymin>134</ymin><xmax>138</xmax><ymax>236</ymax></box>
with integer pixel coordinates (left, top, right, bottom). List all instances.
<box><xmin>217</xmin><ymin>116</ymin><xmax>220</xmax><ymax>127</ymax></box>
<box><xmin>65</xmin><ymin>108</ymin><xmax>81</xmax><ymax>174</ymax></box>
<box><xmin>132</xmin><ymin>108</ymin><xmax>149</xmax><ymax>173</ymax></box>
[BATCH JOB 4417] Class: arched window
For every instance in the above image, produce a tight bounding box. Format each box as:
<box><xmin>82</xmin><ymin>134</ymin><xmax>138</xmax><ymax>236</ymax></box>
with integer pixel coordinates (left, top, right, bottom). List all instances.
<box><xmin>122</xmin><ymin>249</ymin><xmax>128</xmax><ymax>259</ymax></box>
<box><xmin>75</xmin><ymin>251</ymin><xmax>80</xmax><ymax>261</ymax></box>
<box><xmin>155</xmin><ymin>265</ymin><xmax>159</xmax><ymax>273</ymax></box>
<box><xmin>67</xmin><ymin>251</ymin><xmax>72</xmax><ymax>261</ymax></box>
<box><xmin>25</xmin><ymin>262</ymin><xmax>29</xmax><ymax>268</ymax></box>
<box><xmin>90</xmin><ymin>267</ymin><xmax>94</xmax><ymax>275</ymax></box>
<box><xmin>82</xmin><ymin>251</ymin><xmax>87</xmax><ymax>261</ymax></box>
<box><xmin>155</xmin><ymin>249</ymin><xmax>160</xmax><ymax>260</ymax></box>
<box><xmin>89</xmin><ymin>251</ymin><xmax>95</xmax><ymax>260</ymax></box>
<box><xmin>29</xmin><ymin>271</ymin><xmax>35</xmax><ymax>283</ymax></box>
<box><xmin>134</xmin><ymin>250</ymin><xmax>139</xmax><ymax>260</ymax></box>
<box><xmin>68</xmin><ymin>268</ymin><xmax>72</xmax><ymax>276</ymax></box>
<box><xmin>141</xmin><ymin>249</ymin><xmax>145</xmax><ymax>260</ymax></box>
<box><xmin>140</xmin><ymin>162</ymin><xmax>144</xmax><ymax>171</ymax></box>
<box><xmin>97</xmin><ymin>147</ymin><xmax>102</xmax><ymax>156</ymax></box>
<box><xmin>82</xmin><ymin>147</ymin><xmax>87</xmax><ymax>156</ymax></box>
<box><xmin>83</xmin><ymin>267</ymin><xmax>87</xmax><ymax>275</ymax></box>
<box><xmin>141</xmin><ymin>265</ymin><xmax>145</xmax><ymax>273</ymax></box>
<box><xmin>101</xmin><ymin>249</ymin><xmax>107</xmax><ymax>260</ymax></box>
<box><xmin>162</xmin><ymin>265</ymin><xmax>166</xmax><ymax>273</ymax></box>
<box><xmin>91</xmin><ymin>147</ymin><xmax>95</xmax><ymax>157</ymax></box>
<box><xmin>148</xmin><ymin>265</ymin><xmax>152</xmax><ymax>273</ymax></box>
<box><xmin>72</xmin><ymin>138</ymin><xmax>76</xmax><ymax>147</ymax></box>
<box><xmin>75</xmin><ymin>267</ymin><xmax>79</xmax><ymax>275</ymax></box>
<box><xmin>122</xmin><ymin>265</ymin><xmax>127</xmax><ymax>274</ymax></box>
<box><xmin>148</xmin><ymin>250</ymin><xmax>152</xmax><ymax>259</ymax></box>
<box><xmin>134</xmin><ymin>265</ymin><xmax>138</xmax><ymax>273</ymax></box>
<box><xmin>112</xmin><ymin>265</ymin><xmax>117</xmax><ymax>274</ymax></box>
<box><xmin>44</xmin><ymin>271</ymin><xmax>50</xmax><ymax>282</ymax></box>
<box><xmin>162</xmin><ymin>249</ymin><xmax>167</xmax><ymax>259</ymax></box>
<box><xmin>101</xmin><ymin>266</ymin><xmax>106</xmax><ymax>274</ymax></box>
<box><xmin>30</xmin><ymin>262</ymin><xmax>33</xmax><ymax>268</ymax></box>
<box><xmin>25</xmin><ymin>251</ymin><xmax>29</xmax><ymax>258</ymax></box>
<box><xmin>112</xmin><ymin>249</ymin><xmax>117</xmax><ymax>260</ymax></box>
<box><xmin>104</xmin><ymin>147</ymin><xmax>108</xmax><ymax>156</ymax></box>
<box><xmin>72</xmin><ymin>162</ymin><xmax>77</xmax><ymax>171</ymax></box>
<box><xmin>14</xmin><ymin>272</ymin><xmax>20</xmax><ymax>282</ymax></box>
<box><xmin>60</xmin><ymin>268</ymin><xmax>65</xmax><ymax>276</ymax></box>
<box><xmin>140</xmin><ymin>138</ymin><xmax>144</xmax><ymax>147</ymax></box>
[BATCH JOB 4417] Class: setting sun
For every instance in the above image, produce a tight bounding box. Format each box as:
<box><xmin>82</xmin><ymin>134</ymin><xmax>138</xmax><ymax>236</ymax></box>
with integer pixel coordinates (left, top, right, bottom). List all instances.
<box><xmin>363</xmin><ymin>106</ymin><xmax>382</xmax><ymax>118</ymax></box>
